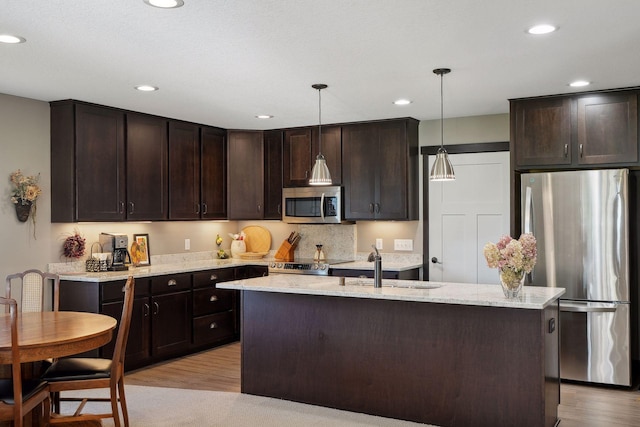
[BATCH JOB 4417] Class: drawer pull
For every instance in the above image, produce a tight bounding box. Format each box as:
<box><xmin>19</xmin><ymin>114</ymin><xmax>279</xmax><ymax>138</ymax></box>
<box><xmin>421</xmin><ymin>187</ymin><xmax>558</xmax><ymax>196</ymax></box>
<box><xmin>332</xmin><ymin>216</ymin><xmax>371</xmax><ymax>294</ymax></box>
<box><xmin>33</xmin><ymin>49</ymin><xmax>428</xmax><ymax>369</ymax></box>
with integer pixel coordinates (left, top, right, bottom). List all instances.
<box><xmin>209</xmin><ymin>295</ymin><xmax>218</xmax><ymax>302</ymax></box>
<box><xmin>168</xmin><ymin>279</ymin><xmax>177</xmax><ymax>286</ymax></box>
<box><xmin>210</xmin><ymin>322</ymin><xmax>218</xmax><ymax>329</ymax></box>
<box><xmin>210</xmin><ymin>274</ymin><xmax>218</xmax><ymax>281</ymax></box>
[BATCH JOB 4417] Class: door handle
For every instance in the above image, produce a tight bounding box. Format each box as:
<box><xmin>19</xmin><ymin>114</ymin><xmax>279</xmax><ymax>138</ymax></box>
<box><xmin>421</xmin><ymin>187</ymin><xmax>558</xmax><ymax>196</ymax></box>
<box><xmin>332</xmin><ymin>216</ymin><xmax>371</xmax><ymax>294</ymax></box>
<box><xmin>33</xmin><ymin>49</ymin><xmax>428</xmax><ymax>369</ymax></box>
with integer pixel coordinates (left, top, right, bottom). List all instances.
<box><xmin>560</xmin><ymin>302</ymin><xmax>618</xmax><ymax>313</ymax></box>
<box><xmin>431</xmin><ymin>257</ymin><xmax>442</xmax><ymax>264</ymax></box>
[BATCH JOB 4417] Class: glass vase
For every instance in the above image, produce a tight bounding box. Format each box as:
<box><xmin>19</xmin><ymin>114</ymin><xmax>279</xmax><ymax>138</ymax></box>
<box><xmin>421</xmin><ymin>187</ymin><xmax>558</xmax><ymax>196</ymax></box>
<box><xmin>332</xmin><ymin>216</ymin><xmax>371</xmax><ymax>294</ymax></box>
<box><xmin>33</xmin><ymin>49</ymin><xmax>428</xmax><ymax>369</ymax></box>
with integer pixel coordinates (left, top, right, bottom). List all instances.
<box><xmin>499</xmin><ymin>270</ymin><xmax>525</xmax><ymax>298</ymax></box>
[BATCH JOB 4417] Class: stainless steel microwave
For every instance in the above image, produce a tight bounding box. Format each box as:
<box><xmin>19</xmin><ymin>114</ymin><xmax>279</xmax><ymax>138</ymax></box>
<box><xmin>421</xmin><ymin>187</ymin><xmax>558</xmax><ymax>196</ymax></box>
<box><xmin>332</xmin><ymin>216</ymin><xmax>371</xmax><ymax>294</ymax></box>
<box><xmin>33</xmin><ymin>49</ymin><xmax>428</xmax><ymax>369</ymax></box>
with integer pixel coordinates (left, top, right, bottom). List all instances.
<box><xmin>282</xmin><ymin>186</ymin><xmax>344</xmax><ymax>224</ymax></box>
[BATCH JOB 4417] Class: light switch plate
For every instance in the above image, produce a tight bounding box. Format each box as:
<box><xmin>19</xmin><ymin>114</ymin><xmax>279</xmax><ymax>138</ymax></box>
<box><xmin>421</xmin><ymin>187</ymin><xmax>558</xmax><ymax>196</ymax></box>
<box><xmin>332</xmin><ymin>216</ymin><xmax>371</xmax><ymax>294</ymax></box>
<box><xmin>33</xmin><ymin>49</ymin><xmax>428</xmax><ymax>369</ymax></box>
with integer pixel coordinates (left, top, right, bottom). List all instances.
<box><xmin>394</xmin><ymin>239</ymin><xmax>413</xmax><ymax>251</ymax></box>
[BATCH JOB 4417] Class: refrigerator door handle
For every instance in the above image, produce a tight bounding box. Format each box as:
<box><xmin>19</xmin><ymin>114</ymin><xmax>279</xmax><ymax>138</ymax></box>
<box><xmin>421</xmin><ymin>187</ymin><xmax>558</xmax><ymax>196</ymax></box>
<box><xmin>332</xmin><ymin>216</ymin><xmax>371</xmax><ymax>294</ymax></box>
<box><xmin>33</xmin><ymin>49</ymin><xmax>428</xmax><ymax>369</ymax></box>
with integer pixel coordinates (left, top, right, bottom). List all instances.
<box><xmin>523</xmin><ymin>186</ymin><xmax>534</xmax><ymax>283</ymax></box>
<box><xmin>559</xmin><ymin>301</ymin><xmax>618</xmax><ymax>313</ymax></box>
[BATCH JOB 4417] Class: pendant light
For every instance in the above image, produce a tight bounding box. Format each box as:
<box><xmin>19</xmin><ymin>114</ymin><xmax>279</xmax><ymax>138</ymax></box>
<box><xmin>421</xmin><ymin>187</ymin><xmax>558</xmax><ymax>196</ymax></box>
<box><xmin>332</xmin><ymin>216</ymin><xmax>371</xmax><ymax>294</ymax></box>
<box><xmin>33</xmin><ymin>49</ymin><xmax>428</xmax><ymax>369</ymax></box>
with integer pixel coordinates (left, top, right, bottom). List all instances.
<box><xmin>430</xmin><ymin>68</ymin><xmax>456</xmax><ymax>181</ymax></box>
<box><xmin>309</xmin><ymin>83</ymin><xmax>332</xmax><ymax>186</ymax></box>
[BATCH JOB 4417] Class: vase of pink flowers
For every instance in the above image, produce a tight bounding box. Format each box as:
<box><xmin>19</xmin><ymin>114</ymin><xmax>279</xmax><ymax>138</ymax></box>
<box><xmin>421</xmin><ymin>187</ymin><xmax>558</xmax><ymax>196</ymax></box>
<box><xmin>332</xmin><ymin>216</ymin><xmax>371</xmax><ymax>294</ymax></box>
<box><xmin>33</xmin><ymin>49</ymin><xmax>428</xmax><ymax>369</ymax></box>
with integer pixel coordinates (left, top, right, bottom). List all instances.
<box><xmin>483</xmin><ymin>233</ymin><xmax>537</xmax><ymax>298</ymax></box>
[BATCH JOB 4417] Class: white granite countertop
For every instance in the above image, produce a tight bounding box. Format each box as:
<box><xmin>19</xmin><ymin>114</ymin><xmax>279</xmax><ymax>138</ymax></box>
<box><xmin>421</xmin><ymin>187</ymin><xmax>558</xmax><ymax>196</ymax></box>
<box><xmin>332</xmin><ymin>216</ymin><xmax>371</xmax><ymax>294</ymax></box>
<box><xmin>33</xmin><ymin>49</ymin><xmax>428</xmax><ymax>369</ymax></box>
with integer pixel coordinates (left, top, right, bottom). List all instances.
<box><xmin>218</xmin><ymin>274</ymin><xmax>565</xmax><ymax>310</ymax></box>
<box><xmin>51</xmin><ymin>255</ymin><xmax>423</xmax><ymax>282</ymax></box>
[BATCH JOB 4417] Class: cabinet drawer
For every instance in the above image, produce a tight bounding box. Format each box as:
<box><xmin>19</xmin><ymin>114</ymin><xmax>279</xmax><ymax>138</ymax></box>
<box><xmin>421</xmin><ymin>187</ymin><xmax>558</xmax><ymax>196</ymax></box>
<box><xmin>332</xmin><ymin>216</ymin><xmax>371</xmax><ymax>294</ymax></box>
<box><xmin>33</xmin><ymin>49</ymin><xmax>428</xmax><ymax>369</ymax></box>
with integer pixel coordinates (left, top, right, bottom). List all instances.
<box><xmin>193</xmin><ymin>288</ymin><xmax>234</xmax><ymax>316</ymax></box>
<box><xmin>151</xmin><ymin>273</ymin><xmax>191</xmax><ymax>294</ymax></box>
<box><xmin>102</xmin><ymin>279</ymin><xmax>150</xmax><ymax>302</ymax></box>
<box><xmin>193</xmin><ymin>311</ymin><xmax>235</xmax><ymax>346</ymax></box>
<box><xmin>192</xmin><ymin>268</ymin><xmax>235</xmax><ymax>288</ymax></box>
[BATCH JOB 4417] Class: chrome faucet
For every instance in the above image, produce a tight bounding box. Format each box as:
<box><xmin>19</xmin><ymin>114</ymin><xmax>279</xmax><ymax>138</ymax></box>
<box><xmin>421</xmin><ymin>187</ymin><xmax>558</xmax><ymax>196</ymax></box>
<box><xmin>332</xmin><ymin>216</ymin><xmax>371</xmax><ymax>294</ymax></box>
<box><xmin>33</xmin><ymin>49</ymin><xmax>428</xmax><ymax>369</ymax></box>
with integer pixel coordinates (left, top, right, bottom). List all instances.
<box><xmin>368</xmin><ymin>245</ymin><xmax>382</xmax><ymax>288</ymax></box>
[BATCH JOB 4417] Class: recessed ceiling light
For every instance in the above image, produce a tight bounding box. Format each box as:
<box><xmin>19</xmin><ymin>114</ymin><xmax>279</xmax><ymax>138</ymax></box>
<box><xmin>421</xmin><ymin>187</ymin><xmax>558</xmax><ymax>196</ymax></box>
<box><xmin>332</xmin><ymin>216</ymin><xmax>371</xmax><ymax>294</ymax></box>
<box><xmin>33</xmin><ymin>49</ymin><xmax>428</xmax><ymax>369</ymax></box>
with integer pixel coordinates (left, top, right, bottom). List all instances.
<box><xmin>135</xmin><ymin>85</ymin><xmax>159</xmax><ymax>92</ymax></box>
<box><xmin>527</xmin><ymin>24</ymin><xmax>557</xmax><ymax>35</ymax></box>
<box><xmin>393</xmin><ymin>99</ymin><xmax>412</xmax><ymax>106</ymax></box>
<box><xmin>0</xmin><ymin>34</ymin><xmax>26</xmax><ymax>44</ymax></box>
<box><xmin>255</xmin><ymin>115</ymin><xmax>273</xmax><ymax>119</ymax></box>
<box><xmin>143</xmin><ymin>0</ymin><xmax>184</xmax><ymax>8</ymax></box>
<box><xmin>569</xmin><ymin>80</ymin><xmax>590</xmax><ymax>87</ymax></box>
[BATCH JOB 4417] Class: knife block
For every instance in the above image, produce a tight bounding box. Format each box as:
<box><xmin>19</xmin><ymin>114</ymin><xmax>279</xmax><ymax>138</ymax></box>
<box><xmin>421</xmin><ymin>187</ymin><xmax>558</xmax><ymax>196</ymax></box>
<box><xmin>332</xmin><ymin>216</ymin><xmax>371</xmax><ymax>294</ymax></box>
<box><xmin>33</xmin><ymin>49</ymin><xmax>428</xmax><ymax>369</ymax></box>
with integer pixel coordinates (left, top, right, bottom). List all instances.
<box><xmin>275</xmin><ymin>240</ymin><xmax>297</xmax><ymax>261</ymax></box>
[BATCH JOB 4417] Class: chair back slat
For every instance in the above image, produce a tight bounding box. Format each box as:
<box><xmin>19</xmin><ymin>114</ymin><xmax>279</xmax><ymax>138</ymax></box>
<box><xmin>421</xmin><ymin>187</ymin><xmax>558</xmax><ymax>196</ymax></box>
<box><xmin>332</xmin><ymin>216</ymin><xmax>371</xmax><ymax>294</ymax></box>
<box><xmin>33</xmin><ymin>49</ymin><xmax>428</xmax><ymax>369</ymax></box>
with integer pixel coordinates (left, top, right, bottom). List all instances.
<box><xmin>0</xmin><ymin>296</ymin><xmax>24</xmax><ymax>421</ymax></box>
<box><xmin>110</xmin><ymin>276</ymin><xmax>135</xmax><ymax>382</ymax></box>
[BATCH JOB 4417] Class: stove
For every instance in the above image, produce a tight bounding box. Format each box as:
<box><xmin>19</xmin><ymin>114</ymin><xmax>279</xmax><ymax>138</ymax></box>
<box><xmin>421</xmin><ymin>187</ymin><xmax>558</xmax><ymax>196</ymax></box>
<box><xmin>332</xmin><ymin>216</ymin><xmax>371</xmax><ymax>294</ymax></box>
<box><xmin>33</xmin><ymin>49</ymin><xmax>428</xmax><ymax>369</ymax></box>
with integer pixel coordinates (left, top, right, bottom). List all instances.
<box><xmin>268</xmin><ymin>259</ymin><xmax>353</xmax><ymax>276</ymax></box>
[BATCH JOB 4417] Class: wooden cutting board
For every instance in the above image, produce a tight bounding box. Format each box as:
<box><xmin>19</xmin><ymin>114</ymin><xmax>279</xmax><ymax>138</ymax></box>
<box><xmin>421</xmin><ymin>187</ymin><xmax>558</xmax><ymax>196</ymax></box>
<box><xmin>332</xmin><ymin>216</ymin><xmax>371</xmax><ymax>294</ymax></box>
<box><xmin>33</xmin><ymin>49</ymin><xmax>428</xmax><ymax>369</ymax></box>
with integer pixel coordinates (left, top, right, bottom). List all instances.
<box><xmin>241</xmin><ymin>225</ymin><xmax>272</xmax><ymax>253</ymax></box>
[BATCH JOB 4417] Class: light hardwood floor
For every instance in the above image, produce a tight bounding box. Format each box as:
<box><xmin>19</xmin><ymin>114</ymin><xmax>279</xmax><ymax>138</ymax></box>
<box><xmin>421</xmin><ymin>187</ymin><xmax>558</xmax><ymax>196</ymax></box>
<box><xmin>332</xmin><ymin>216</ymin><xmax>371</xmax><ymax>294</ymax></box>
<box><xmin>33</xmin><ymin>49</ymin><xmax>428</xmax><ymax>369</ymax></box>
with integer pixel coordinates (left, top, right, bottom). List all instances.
<box><xmin>125</xmin><ymin>342</ymin><xmax>640</xmax><ymax>426</ymax></box>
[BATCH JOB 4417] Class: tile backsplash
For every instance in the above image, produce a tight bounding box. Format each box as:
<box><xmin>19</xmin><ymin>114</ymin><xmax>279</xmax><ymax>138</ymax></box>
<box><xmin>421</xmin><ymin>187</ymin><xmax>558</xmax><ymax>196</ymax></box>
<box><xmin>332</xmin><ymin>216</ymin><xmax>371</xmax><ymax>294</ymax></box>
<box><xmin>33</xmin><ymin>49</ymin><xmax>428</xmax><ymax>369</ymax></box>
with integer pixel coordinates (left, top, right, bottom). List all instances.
<box><xmin>298</xmin><ymin>224</ymin><xmax>356</xmax><ymax>260</ymax></box>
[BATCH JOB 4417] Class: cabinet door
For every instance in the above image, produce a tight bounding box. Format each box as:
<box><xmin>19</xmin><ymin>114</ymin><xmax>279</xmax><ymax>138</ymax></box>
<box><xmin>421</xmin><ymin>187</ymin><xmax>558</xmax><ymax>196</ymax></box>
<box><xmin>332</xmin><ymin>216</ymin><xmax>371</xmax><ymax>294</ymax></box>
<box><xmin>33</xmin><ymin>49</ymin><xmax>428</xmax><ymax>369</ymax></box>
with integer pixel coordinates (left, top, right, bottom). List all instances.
<box><xmin>377</xmin><ymin>120</ymin><xmax>410</xmax><ymax>220</ymax></box>
<box><xmin>264</xmin><ymin>130</ymin><xmax>283</xmax><ymax>219</ymax></box>
<box><xmin>342</xmin><ymin>123</ymin><xmax>378</xmax><ymax>219</ymax></box>
<box><xmin>228</xmin><ymin>130</ymin><xmax>264</xmax><ymax>219</ymax></box>
<box><xmin>126</xmin><ymin>113</ymin><xmax>169</xmax><ymax>220</ymax></box>
<box><xmin>312</xmin><ymin>125</ymin><xmax>342</xmax><ymax>185</ymax></box>
<box><xmin>168</xmin><ymin>121</ymin><xmax>200</xmax><ymax>219</ymax></box>
<box><xmin>283</xmin><ymin>128</ymin><xmax>313</xmax><ymax>187</ymax></box>
<box><xmin>513</xmin><ymin>98</ymin><xmax>572</xmax><ymax>167</ymax></box>
<box><xmin>151</xmin><ymin>291</ymin><xmax>191</xmax><ymax>359</ymax></box>
<box><xmin>75</xmin><ymin>104</ymin><xmax>126</xmax><ymax>221</ymax></box>
<box><xmin>101</xmin><ymin>297</ymin><xmax>151</xmax><ymax>368</ymax></box>
<box><xmin>577</xmin><ymin>92</ymin><xmax>638</xmax><ymax>165</ymax></box>
<box><xmin>201</xmin><ymin>127</ymin><xmax>227</xmax><ymax>219</ymax></box>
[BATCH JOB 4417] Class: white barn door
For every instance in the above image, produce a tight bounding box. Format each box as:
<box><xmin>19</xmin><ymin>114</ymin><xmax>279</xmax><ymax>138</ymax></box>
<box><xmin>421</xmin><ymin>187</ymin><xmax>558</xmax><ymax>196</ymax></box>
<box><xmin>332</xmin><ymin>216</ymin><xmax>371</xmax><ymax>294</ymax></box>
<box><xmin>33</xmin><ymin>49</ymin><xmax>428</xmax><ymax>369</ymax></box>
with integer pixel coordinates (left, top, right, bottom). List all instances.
<box><xmin>428</xmin><ymin>151</ymin><xmax>510</xmax><ymax>284</ymax></box>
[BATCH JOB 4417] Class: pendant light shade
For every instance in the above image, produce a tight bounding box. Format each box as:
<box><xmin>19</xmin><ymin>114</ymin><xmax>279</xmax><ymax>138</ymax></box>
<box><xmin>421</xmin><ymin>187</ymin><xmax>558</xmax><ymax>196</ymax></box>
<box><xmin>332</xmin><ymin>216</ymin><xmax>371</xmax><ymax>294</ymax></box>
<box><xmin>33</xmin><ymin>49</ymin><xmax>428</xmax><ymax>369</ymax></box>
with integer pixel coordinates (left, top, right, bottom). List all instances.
<box><xmin>430</xmin><ymin>68</ymin><xmax>455</xmax><ymax>182</ymax></box>
<box><xmin>309</xmin><ymin>83</ymin><xmax>332</xmax><ymax>186</ymax></box>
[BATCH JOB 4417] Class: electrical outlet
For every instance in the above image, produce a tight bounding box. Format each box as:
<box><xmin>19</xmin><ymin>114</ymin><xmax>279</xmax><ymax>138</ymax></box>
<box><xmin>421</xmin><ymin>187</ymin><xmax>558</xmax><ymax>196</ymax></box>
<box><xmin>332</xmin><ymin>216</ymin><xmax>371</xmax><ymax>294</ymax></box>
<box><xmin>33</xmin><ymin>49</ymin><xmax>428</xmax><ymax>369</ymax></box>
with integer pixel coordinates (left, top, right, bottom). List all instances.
<box><xmin>184</xmin><ymin>239</ymin><xmax>190</xmax><ymax>251</ymax></box>
<box><xmin>394</xmin><ymin>239</ymin><xmax>413</xmax><ymax>251</ymax></box>
<box><xmin>376</xmin><ymin>238</ymin><xmax>383</xmax><ymax>250</ymax></box>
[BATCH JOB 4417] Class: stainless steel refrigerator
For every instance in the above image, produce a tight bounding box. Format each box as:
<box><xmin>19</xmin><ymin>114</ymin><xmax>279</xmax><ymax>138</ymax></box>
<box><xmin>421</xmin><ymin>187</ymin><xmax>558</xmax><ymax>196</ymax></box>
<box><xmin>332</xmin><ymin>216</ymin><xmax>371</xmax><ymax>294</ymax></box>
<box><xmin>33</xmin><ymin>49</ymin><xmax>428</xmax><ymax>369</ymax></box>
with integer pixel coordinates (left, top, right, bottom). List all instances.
<box><xmin>521</xmin><ymin>168</ymin><xmax>631</xmax><ymax>386</ymax></box>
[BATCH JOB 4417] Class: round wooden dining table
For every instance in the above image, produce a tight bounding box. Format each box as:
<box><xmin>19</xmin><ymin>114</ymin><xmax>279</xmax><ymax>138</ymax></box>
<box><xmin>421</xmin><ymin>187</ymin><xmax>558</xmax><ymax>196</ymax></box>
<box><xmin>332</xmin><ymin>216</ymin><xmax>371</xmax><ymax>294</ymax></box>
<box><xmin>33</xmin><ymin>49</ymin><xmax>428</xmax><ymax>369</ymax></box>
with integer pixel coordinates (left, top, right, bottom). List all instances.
<box><xmin>0</xmin><ymin>311</ymin><xmax>117</xmax><ymax>363</ymax></box>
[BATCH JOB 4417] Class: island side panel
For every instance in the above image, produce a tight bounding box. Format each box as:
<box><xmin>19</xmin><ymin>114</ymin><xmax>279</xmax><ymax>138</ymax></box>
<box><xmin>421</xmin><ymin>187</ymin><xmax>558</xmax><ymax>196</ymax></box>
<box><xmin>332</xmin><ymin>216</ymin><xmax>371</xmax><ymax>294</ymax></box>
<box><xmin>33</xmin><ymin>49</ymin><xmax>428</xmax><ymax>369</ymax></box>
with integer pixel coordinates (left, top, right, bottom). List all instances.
<box><xmin>241</xmin><ymin>291</ymin><xmax>558</xmax><ymax>427</ymax></box>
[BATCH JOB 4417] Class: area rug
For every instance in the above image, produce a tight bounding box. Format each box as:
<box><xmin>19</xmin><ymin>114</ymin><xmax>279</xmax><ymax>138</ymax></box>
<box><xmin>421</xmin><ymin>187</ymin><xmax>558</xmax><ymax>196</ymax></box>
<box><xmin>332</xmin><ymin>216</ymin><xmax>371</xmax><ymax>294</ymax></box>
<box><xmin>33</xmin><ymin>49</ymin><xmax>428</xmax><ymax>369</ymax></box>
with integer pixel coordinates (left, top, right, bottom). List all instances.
<box><xmin>60</xmin><ymin>385</ymin><xmax>433</xmax><ymax>426</ymax></box>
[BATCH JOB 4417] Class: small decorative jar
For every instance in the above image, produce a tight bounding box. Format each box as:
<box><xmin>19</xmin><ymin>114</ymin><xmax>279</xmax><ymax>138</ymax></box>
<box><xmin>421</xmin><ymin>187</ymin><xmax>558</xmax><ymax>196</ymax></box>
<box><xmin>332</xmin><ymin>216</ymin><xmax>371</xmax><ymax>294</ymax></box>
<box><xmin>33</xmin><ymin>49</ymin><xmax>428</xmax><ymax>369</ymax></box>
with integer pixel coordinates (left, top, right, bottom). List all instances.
<box><xmin>231</xmin><ymin>239</ymin><xmax>246</xmax><ymax>259</ymax></box>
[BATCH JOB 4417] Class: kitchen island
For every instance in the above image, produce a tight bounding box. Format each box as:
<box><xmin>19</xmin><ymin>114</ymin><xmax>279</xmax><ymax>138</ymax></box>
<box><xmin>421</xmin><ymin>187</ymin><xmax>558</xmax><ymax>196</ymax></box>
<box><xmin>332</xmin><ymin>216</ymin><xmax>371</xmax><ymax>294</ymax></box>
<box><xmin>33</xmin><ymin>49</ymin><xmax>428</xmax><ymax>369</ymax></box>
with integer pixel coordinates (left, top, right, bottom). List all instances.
<box><xmin>219</xmin><ymin>276</ymin><xmax>564</xmax><ymax>427</ymax></box>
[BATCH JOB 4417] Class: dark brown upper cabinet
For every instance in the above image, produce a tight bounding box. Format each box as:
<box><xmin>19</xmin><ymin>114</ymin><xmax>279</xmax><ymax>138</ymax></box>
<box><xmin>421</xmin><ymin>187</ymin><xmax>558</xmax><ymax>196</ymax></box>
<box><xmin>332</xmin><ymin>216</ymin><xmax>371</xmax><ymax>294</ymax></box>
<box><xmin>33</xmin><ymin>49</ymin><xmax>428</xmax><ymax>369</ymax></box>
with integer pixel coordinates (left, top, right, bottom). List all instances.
<box><xmin>263</xmin><ymin>130</ymin><xmax>283</xmax><ymax>219</ymax></box>
<box><xmin>512</xmin><ymin>90</ymin><xmax>638</xmax><ymax>170</ymax></box>
<box><xmin>126</xmin><ymin>113</ymin><xmax>168</xmax><ymax>221</ymax></box>
<box><xmin>342</xmin><ymin>118</ymin><xmax>419</xmax><ymax>220</ymax></box>
<box><xmin>168</xmin><ymin>122</ymin><xmax>226</xmax><ymax>220</ymax></box>
<box><xmin>51</xmin><ymin>101</ymin><xmax>127</xmax><ymax>222</ymax></box>
<box><xmin>227</xmin><ymin>130</ymin><xmax>265</xmax><ymax>220</ymax></box>
<box><xmin>283</xmin><ymin>126</ymin><xmax>342</xmax><ymax>187</ymax></box>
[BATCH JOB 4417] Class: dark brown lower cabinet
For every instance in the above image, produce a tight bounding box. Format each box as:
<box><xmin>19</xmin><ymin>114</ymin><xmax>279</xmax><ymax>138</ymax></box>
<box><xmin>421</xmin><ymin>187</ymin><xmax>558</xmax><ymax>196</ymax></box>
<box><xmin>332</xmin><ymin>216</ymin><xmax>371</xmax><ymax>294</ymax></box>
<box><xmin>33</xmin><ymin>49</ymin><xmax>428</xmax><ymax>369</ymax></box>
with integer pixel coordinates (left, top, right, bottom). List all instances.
<box><xmin>59</xmin><ymin>265</ymin><xmax>268</xmax><ymax>371</ymax></box>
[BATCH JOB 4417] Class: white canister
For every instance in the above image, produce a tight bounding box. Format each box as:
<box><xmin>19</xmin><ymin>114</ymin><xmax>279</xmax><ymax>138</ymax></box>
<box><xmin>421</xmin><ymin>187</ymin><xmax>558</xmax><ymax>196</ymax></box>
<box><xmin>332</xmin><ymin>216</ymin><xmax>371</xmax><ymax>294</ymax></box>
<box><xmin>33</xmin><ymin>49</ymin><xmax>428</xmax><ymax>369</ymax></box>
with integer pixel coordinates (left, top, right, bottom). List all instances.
<box><xmin>230</xmin><ymin>240</ymin><xmax>246</xmax><ymax>258</ymax></box>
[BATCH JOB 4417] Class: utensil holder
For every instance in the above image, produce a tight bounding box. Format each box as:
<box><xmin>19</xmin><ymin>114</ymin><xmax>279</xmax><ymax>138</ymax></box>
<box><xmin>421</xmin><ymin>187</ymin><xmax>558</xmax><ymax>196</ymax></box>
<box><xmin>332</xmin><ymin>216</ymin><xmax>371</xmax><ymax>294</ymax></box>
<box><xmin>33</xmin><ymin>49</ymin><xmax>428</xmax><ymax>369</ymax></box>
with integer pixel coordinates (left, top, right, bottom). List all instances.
<box><xmin>275</xmin><ymin>240</ymin><xmax>297</xmax><ymax>261</ymax></box>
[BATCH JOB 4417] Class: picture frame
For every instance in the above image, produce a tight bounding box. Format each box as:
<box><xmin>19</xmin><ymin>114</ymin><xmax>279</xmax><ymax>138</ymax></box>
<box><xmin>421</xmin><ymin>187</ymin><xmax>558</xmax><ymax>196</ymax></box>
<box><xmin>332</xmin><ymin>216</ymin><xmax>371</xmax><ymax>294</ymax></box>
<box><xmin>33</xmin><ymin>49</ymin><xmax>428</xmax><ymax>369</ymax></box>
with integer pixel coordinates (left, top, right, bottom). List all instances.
<box><xmin>132</xmin><ymin>233</ymin><xmax>151</xmax><ymax>266</ymax></box>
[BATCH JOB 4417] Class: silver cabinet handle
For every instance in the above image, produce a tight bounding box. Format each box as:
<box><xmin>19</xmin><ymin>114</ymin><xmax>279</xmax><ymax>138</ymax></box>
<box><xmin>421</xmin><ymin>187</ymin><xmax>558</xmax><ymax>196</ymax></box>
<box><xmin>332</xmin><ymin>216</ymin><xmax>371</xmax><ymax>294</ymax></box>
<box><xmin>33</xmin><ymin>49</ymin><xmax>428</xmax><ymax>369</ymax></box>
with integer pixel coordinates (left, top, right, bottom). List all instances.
<box><xmin>144</xmin><ymin>303</ymin><xmax>150</xmax><ymax>317</ymax></box>
<box><xmin>277</xmin><ymin>203</ymin><xmax>281</xmax><ymax>214</ymax></box>
<box><xmin>129</xmin><ymin>202</ymin><xmax>135</xmax><ymax>214</ymax></box>
<box><xmin>579</xmin><ymin>143</ymin><xmax>583</xmax><ymax>157</ymax></box>
<box><xmin>209</xmin><ymin>322</ymin><xmax>218</xmax><ymax>329</ymax></box>
<box><xmin>209</xmin><ymin>295</ymin><xmax>218</xmax><ymax>302</ymax></box>
<box><xmin>153</xmin><ymin>301</ymin><xmax>159</xmax><ymax>315</ymax></box>
<box><xmin>119</xmin><ymin>201</ymin><xmax>125</xmax><ymax>214</ymax></box>
<box><xmin>375</xmin><ymin>203</ymin><xmax>380</xmax><ymax>214</ymax></box>
<box><xmin>202</xmin><ymin>203</ymin><xmax>208</xmax><ymax>215</ymax></box>
<box><xmin>210</xmin><ymin>274</ymin><xmax>218</xmax><ymax>281</ymax></box>
<box><xmin>369</xmin><ymin>203</ymin><xmax>374</xmax><ymax>213</ymax></box>
<box><xmin>257</xmin><ymin>203</ymin><xmax>262</xmax><ymax>213</ymax></box>
<box><xmin>564</xmin><ymin>144</ymin><xmax>568</xmax><ymax>158</ymax></box>
<box><xmin>168</xmin><ymin>279</ymin><xmax>177</xmax><ymax>286</ymax></box>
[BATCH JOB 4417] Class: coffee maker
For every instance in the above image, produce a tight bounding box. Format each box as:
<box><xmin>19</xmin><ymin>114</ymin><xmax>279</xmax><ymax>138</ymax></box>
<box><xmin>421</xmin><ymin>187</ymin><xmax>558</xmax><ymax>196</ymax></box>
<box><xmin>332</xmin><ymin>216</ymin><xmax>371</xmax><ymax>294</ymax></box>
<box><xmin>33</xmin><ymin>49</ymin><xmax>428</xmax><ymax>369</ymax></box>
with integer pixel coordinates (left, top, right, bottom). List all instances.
<box><xmin>99</xmin><ymin>233</ymin><xmax>131</xmax><ymax>271</ymax></box>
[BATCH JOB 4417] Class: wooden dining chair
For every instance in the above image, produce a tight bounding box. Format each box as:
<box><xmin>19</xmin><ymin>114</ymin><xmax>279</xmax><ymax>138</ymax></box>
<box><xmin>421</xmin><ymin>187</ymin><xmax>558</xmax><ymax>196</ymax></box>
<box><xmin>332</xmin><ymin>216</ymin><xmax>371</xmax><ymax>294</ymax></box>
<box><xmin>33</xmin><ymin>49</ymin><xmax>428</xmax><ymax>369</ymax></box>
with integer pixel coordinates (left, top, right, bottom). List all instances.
<box><xmin>43</xmin><ymin>276</ymin><xmax>134</xmax><ymax>427</ymax></box>
<box><xmin>0</xmin><ymin>297</ymin><xmax>51</xmax><ymax>427</ymax></box>
<box><xmin>5</xmin><ymin>269</ymin><xmax>60</xmax><ymax>313</ymax></box>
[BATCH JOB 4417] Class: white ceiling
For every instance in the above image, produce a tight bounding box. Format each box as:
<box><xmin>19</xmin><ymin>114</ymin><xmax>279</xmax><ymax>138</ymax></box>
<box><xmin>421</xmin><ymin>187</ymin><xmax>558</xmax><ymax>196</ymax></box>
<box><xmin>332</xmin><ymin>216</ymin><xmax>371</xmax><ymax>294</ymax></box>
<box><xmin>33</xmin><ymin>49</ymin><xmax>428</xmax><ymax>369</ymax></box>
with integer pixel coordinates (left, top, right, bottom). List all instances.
<box><xmin>3</xmin><ymin>0</ymin><xmax>640</xmax><ymax>130</ymax></box>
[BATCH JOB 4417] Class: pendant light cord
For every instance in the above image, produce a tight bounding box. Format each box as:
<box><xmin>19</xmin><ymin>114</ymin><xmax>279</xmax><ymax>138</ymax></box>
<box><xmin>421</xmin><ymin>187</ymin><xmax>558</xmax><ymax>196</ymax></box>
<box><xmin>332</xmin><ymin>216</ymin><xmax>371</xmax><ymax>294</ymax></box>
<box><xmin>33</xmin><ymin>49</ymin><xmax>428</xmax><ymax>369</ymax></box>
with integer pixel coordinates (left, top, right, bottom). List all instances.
<box><xmin>318</xmin><ymin>87</ymin><xmax>322</xmax><ymax>155</ymax></box>
<box><xmin>440</xmin><ymin>71</ymin><xmax>444</xmax><ymax>150</ymax></box>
